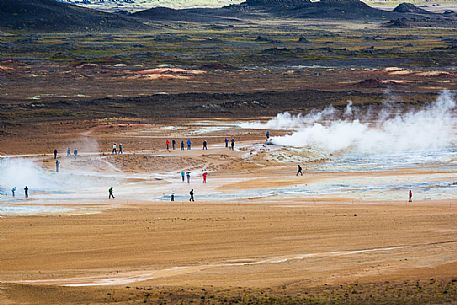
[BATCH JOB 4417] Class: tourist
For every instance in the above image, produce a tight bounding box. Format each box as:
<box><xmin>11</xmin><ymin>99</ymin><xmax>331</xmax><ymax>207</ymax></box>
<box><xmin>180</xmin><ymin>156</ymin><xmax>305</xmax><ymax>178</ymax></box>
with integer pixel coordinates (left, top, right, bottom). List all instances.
<box><xmin>202</xmin><ymin>171</ymin><xmax>208</xmax><ymax>183</ymax></box>
<box><xmin>297</xmin><ymin>165</ymin><xmax>303</xmax><ymax>176</ymax></box>
<box><xmin>186</xmin><ymin>171</ymin><xmax>191</xmax><ymax>183</ymax></box>
<box><xmin>109</xmin><ymin>187</ymin><xmax>115</xmax><ymax>199</ymax></box>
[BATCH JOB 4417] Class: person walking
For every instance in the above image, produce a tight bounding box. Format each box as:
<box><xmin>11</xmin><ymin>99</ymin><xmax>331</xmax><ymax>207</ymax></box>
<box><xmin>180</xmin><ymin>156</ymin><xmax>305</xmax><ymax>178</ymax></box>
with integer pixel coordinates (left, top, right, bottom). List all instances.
<box><xmin>172</xmin><ymin>139</ymin><xmax>176</xmax><ymax>150</ymax></box>
<box><xmin>119</xmin><ymin>143</ymin><xmax>123</xmax><ymax>154</ymax></box>
<box><xmin>109</xmin><ymin>187</ymin><xmax>115</xmax><ymax>199</ymax></box>
<box><xmin>189</xmin><ymin>189</ymin><xmax>195</xmax><ymax>202</ymax></box>
<box><xmin>112</xmin><ymin>143</ymin><xmax>117</xmax><ymax>155</ymax></box>
<box><xmin>186</xmin><ymin>171</ymin><xmax>191</xmax><ymax>184</ymax></box>
<box><xmin>181</xmin><ymin>170</ymin><xmax>185</xmax><ymax>182</ymax></box>
<box><xmin>181</xmin><ymin>140</ymin><xmax>185</xmax><ymax>151</ymax></box>
<box><xmin>166</xmin><ymin>139</ymin><xmax>171</xmax><ymax>151</ymax></box>
<box><xmin>56</xmin><ymin>159</ymin><xmax>60</xmax><ymax>173</ymax></box>
<box><xmin>203</xmin><ymin>140</ymin><xmax>208</xmax><ymax>150</ymax></box>
<box><xmin>202</xmin><ymin>171</ymin><xmax>208</xmax><ymax>183</ymax></box>
<box><xmin>266</xmin><ymin>130</ymin><xmax>270</xmax><ymax>140</ymax></box>
<box><xmin>74</xmin><ymin>148</ymin><xmax>78</xmax><ymax>159</ymax></box>
<box><xmin>225</xmin><ymin>137</ymin><xmax>229</xmax><ymax>148</ymax></box>
<box><xmin>409</xmin><ymin>190</ymin><xmax>413</xmax><ymax>203</ymax></box>
<box><xmin>24</xmin><ymin>186</ymin><xmax>28</xmax><ymax>199</ymax></box>
<box><xmin>67</xmin><ymin>147</ymin><xmax>71</xmax><ymax>157</ymax></box>
<box><xmin>11</xmin><ymin>187</ymin><xmax>16</xmax><ymax>198</ymax></box>
<box><xmin>297</xmin><ymin>165</ymin><xmax>303</xmax><ymax>176</ymax></box>
<box><xmin>171</xmin><ymin>193</ymin><xmax>175</xmax><ymax>202</ymax></box>
<box><xmin>187</xmin><ymin>139</ymin><xmax>192</xmax><ymax>150</ymax></box>
<box><xmin>53</xmin><ymin>149</ymin><xmax>58</xmax><ymax>160</ymax></box>
<box><xmin>230</xmin><ymin>138</ymin><xmax>235</xmax><ymax>151</ymax></box>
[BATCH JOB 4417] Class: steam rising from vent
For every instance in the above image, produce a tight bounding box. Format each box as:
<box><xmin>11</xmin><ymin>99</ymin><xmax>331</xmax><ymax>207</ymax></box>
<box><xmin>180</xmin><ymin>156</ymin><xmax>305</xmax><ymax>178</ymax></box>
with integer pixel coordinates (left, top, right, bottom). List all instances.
<box><xmin>242</xmin><ymin>91</ymin><xmax>457</xmax><ymax>154</ymax></box>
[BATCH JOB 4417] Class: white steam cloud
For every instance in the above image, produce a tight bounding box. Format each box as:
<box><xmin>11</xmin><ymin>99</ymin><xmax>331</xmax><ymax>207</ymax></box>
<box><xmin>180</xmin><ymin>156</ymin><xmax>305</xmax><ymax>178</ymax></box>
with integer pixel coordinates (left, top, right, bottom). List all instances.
<box><xmin>244</xmin><ymin>91</ymin><xmax>456</xmax><ymax>154</ymax></box>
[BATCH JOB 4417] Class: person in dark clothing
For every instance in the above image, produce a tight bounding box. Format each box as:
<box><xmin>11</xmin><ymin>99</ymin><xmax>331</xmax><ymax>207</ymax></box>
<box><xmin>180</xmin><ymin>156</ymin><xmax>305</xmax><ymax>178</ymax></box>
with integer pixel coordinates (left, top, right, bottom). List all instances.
<box><xmin>181</xmin><ymin>140</ymin><xmax>185</xmax><ymax>151</ymax></box>
<box><xmin>186</xmin><ymin>171</ymin><xmax>191</xmax><ymax>183</ymax></box>
<box><xmin>266</xmin><ymin>130</ymin><xmax>270</xmax><ymax>140</ymax></box>
<box><xmin>24</xmin><ymin>186</ymin><xmax>28</xmax><ymax>199</ymax></box>
<box><xmin>172</xmin><ymin>139</ymin><xmax>176</xmax><ymax>150</ymax></box>
<box><xmin>109</xmin><ymin>187</ymin><xmax>115</xmax><ymax>199</ymax></box>
<box><xmin>409</xmin><ymin>190</ymin><xmax>413</xmax><ymax>203</ymax></box>
<box><xmin>11</xmin><ymin>187</ymin><xmax>16</xmax><ymax>198</ymax></box>
<box><xmin>56</xmin><ymin>160</ymin><xmax>60</xmax><ymax>173</ymax></box>
<box><xmin>67</xmin><ymin>147</ymin><xmax>71</xmax><ymax>157</ymax></box>
<box><xmin>203</xmin><ymin>140</ymin><xmax>208</xmax><ymax>150</ymax></box>
<box><xmin>225</xmin><ymin>137</ymin><xmax>229</xmax><ymax>148</ymax></box>
<box><xmin>53</xmin><ymin>149</ymin><xmax>58</xmax><ymax>160</ymax></box>
<box><xmin>297</xmin><ymin>165</ymin><xmax>303</xmax><ymax>176</ymax></box>
<box><xmin>230</xmin><ymin>138</ymin><xmax>235</xmax><ymax>150</ymax></box>
<box><xmin>171</xmin><ymin>193</ymin><xmax>175</xmax><ymax>202</ymax></box>
<box><xmin>119</xmin><ymin>143</ymin><xmax>123</xmax><ymax>154</ymax></box>
<box><xmin>189</xmin><ymin>189</ymin><xmax>195</xmax><ymax>202</ymax></box>
<box><xmin>74</xmin><ymin>148</ymin><xmax>78</xmax><ymax>159</ymax></box>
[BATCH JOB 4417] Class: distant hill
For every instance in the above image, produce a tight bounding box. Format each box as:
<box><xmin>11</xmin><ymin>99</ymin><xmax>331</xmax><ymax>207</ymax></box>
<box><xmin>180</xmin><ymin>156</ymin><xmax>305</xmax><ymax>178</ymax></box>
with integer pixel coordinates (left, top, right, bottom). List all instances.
<box><xmin>134</xmin><ymin>0</ymin><xmax>395</xmax><ymax>22</ymax></box>
<box><xmin>0</xmin><ymin>0</ymin><xmax>147</xmax><ymax>31</ymax></box>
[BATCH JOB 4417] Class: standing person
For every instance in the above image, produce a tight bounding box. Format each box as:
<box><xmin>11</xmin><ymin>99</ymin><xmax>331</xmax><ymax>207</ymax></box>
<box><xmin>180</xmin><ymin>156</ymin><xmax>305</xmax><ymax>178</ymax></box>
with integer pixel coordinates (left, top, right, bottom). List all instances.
<box><xmin>166</xmin><ymin>139</ymin><xmax>171</xmax><ymax>151</ymax></box>
<box><xmin>171</xmin><ymin>193</ymin><xmax>175</xmax><ymax>202</ymax></box>
<box><xmin>181</xmin><ymin>170</ymin><xmax>185</xmax><ymax>182</ymax></box>
<box><xmin>230</xmin><ymin>138</ymin><xmax>235</xmax><ymax>151</ymax></box>
<box><xmin>172</xmin><ymin>139</ymin><xmax>176</xmax><ymax>150</ymax></box>
<box><xmin>56</xmin><ymin>159</ymin><xmax>60</xmax><ymax>173</ymax></box>
<box><xmin>202</xmin><ymin>140</ymin><xmax>208</xmax><ymax>150</ymax></box>
<box><xmin>409</xmin><ymin>190</ymin><xmax>413</xmax><ymax>203</ymax></box>
<box><xmin>109</xmin><ymin>187</ymin><xmax>115</xmax><ymax>199</ymax></box>
<box><xmin>297</xmin><ymin>165</ymin><xmax>303</xmax><ymax>176</ymax></box>
<box><xmin>67</xmin><ymin>147</ymin><xmax>71</xmax><ymax>157</ymax></box>
<box><xmin>187</xmin><ymin>138</ymin><xmax>192</xmax><ymax>150</ymax></box>
<box><xmin>53</xmin><ymin>149</ymin><xmax>58</xmax><ymax>160</ymax></box>
<box><xmin>112</xmin><ymin>143</ymin><xmax>117</xmax><ymax>155</ymax></box>
<box><xmin>202</xmin><ymin>171</ymin><xmax>208</xmax><ymax>183</ymax></box>
<box><xmin>74</xmin><ymin>148</ymin><xmax>78</xmax><ymax>159</ymax></box>
<box><xmin>11</xmin><ymin>187</ymin><xmax>16</xmax><ymax>198</ymax></box>
<box><xmin>225</xmin><ymin>137</ymin><xmax>229</xmax><ymax>148</ymax></box>
<box><xmin>180</xmin><ymin>140</ymin><xmax>185</xmax><ymax>151</ymax></box>
<box><xmin>186</xmin><ymin>171</ymin><xmax>191</xmax><ymax>184</ymax></box>
<box><xmin>24</xmin><ymin>186</ymin><xmax>28</xmax><ymax>199</ymax></box>
<box><xmin>266</xmin><ymin>130</ymin><xmax>270</xmax><ymax>140</ymax></box>
<box><xmin>119</xmin><ymin>143</ymin><xmax>123</xmax><ymax>154</ymax></box>
<box><xmin>189</xmin><ymin>189</ymin><xmax>195</xmax><ymax>202</ymax></box>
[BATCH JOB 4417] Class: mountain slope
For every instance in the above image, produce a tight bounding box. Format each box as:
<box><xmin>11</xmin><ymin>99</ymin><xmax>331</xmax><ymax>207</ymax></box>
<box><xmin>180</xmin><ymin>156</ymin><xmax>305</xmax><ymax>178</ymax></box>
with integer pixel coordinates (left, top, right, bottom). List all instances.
<box><xmin>0</xmin><ymin>0</ymin><xmax>147</xmax><ymax>31</ymax></box>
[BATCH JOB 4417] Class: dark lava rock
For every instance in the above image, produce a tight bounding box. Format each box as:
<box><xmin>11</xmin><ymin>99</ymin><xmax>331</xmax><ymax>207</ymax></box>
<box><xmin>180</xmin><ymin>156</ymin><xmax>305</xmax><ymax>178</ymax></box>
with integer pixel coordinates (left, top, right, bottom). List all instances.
<box><xmin>393</xmin><ymin>3</ymin><xmax>431</xmax><ymax>14</ymax></box>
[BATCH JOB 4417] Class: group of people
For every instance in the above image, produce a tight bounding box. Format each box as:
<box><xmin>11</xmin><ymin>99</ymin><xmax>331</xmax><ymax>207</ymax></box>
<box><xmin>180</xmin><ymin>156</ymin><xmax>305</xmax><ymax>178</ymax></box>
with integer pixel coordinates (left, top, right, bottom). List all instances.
<box><xmin>111</xmin><ymin>143</ymin><xmax>124</xmax><ymax>155</ymax></box>
<box><xmin>170</xmin><ymin>189</ymin><xmax>195</xmax><ymax>202</ymax></box>
<box><xmin>164</xmin><ymin>138</ymin><xmax>236</xmax><ymax>151</ymax></box>
<box><xmin>10</xmin><ymin>186</ymin><xmax>28</xmax><ymax>199</ymax></box>
<box><xmin>179</xmin><ymin>170</ymin><xmax>208</xmax><ymax>184</ymax></box>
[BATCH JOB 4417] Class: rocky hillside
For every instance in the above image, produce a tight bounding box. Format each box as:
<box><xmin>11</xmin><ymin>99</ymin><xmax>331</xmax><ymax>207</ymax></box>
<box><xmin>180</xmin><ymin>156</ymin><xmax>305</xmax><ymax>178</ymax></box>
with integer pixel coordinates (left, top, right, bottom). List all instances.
<box><xmin>0</xmin><ymin>0</ymin><xmax>147</xmax><ymax>31</ymax></box>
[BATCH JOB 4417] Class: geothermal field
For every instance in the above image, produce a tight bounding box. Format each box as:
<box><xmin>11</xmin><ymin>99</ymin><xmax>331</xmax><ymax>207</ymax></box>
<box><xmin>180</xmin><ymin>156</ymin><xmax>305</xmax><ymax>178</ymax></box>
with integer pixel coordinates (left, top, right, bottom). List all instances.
<box><xmin>2</xmin><ymin>0</ymin><xmax>457</xmax><ymax>304</ymax></box>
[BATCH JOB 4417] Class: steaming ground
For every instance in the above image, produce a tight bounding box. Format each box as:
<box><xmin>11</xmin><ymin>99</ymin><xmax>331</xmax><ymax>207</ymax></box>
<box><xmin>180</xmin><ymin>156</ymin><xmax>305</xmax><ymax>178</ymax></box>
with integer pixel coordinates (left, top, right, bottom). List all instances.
<box><xmin>3</xmin><ymin>93</ymin><xmax>457</xmax><ymax>304</ymax></box>
<box><xmin>1</xmin><ymin>91</ymin><xmax>457</xmax><ymax>216</ymax></box>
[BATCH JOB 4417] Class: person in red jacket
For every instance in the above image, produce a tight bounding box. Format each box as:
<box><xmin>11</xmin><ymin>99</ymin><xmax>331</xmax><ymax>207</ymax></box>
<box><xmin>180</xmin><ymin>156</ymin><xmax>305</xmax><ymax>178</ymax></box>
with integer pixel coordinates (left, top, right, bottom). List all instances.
<box><xmin>202</xmin><ymin>171</ymin><xmax>208</xmax><ymax>183</ymax></box>
<box><xmin>166</xmin><ymin>139</ymin><xmax>171</xmax><ymax>151</ymax></box>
